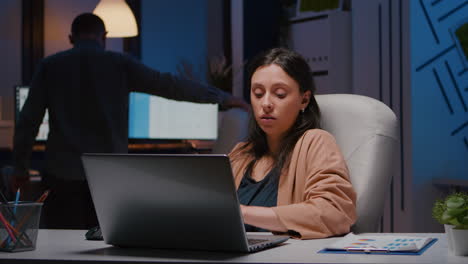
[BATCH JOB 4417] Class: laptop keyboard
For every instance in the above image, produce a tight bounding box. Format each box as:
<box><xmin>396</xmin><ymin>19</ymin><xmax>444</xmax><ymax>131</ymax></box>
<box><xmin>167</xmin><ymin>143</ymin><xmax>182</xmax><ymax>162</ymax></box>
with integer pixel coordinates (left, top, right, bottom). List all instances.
<box><xmin>248</xmin><ymin>238</ymin><xmax>269</xmax><ymax>245</ymax></box>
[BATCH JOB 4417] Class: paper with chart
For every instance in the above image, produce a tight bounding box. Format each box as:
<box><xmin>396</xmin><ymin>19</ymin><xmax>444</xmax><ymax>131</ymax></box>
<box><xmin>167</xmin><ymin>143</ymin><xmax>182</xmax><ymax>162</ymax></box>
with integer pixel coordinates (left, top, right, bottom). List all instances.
<box><xmin>325</xmin><ymin>233</ymin><xmax>435</xmax><ymax>252</ymax></box>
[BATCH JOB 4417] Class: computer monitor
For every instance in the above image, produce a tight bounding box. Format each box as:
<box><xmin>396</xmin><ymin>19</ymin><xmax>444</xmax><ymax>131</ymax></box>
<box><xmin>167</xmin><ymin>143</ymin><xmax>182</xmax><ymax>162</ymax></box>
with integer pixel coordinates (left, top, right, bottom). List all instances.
<box><xmin>128</xmin><ymin>92</ymin><xmax>218</xmax><ymax>141</ymax></box>
<box><xmin>14</xmin><ymin>88</ymin><xmax>218</xmax><ymax>143</ymax></box>
<box><xmin>15</xmin><ymin>85</ymin><xmax>49</xmax><ymax>141</ymax></box>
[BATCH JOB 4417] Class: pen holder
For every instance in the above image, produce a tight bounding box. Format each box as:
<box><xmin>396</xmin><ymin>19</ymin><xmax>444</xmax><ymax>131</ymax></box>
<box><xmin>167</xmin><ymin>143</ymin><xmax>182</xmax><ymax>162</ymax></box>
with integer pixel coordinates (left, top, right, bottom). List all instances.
<box><xmin>0</xmin><ymin>202</ymin><xmax>43</xmax><ymax>252</ymax></box>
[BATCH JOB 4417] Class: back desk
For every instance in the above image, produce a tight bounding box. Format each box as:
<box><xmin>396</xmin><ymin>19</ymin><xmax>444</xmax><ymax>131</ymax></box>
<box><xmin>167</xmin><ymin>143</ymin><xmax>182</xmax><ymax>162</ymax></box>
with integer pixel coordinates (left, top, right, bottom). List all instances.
<box><xmin>0</xmin><ymin>230</ymin><xmax>467</xmax><ymax>264</ymax></box>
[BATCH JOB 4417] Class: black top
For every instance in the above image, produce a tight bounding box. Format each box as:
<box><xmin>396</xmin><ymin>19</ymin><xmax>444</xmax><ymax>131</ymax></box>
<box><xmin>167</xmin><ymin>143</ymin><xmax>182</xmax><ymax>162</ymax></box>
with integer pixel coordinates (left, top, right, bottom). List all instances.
<box><xmin>13</xmin><ymin>40</ymin><xmax>230</xmax><ymax>181</ymax></box>
<box><xmin>237</xmin><ymin>163</ymin><xmax>279</xmax><ymax>232</ymax></box>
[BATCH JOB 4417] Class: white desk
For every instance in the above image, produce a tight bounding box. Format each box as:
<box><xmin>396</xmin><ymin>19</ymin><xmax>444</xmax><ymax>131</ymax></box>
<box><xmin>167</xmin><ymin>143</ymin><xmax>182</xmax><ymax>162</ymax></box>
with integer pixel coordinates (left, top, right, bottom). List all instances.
<box><xmin>0</xmin><ymin>230</ymin><xmax>466</xmax><ymax>264</ymax></box>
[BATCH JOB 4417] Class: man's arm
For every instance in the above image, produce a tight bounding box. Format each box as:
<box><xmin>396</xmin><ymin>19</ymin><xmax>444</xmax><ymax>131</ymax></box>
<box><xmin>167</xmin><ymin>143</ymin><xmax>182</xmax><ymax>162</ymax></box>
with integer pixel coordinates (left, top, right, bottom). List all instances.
<box><xmin>124</xmin><ymin>56</ymin><xmax>248</xmax><ymax>110</ymax></box>
<box><xmin>12</xmin><ymin>62</ymin><xmax>48</xmax><ymax>188</ymax></box>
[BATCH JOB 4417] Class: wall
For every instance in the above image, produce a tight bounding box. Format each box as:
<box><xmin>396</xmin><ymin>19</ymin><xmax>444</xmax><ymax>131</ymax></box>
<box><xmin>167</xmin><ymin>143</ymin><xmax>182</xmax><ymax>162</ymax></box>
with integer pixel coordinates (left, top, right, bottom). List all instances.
<box><xmin>231</xmin><ymin>0</ymin><xmax>244</xmax><ymax>98</ymax></box>
<box><xmin>44</xmin><ymin>0</ymin><xmax>123</xmax><ymax>57</ymax></box>
<box><xmin>0</xmin><ymin>0</ymin><xmax>22</xmax><ymax>121</ymax></box>
<box><xmin>242</xmin><ymin>0</ymin><xmax>282</xmax><ymax>101</ymax></box>
<box><xmin>141</xmin><ymin>0</ymin><xmax>209</xmax><ymax>80</ymax></box>
<box><xmin>45</xmin><ymin>0</ymin><xmax>223</xmax><ymax>79</ymax></box>
<box><xmin>352</xmin><ymin>0</ymin><xmax>412</xmax><ymax>232</ymax></box>
<box><xmin>352</xmin><ymin>0</ymin><xmax>468</xmax><ymax>233</ymax></box>
<box><xmin>410</xmin><ymin>0</ymin><xmax>468</xmax><ymax>232</ymax></box>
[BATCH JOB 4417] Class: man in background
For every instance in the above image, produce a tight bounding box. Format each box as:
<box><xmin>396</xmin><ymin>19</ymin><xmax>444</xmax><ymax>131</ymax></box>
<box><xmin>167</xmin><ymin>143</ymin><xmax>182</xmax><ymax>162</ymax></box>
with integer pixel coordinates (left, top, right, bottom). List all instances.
<box><xmin>13</xmin><ymin>13</ymin><xmax>247</xmax><ymax>229</ymax></box>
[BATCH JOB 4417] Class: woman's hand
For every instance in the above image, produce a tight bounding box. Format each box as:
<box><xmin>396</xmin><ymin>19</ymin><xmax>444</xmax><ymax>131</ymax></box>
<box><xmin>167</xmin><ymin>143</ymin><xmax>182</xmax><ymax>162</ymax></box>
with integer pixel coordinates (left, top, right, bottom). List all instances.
<box><xmin>240</xmin><ymin>205</ymin><xmax>288</xmax><ymax>232</ymax></box>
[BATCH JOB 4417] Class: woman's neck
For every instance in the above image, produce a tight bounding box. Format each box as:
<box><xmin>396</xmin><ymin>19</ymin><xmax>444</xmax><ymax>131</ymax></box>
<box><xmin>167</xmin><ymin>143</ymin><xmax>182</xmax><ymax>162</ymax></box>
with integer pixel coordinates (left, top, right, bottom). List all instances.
<box><xmin>266</xmin><ymin>134</ymin><xmax>283</xmax><ymax>156</ymax></box>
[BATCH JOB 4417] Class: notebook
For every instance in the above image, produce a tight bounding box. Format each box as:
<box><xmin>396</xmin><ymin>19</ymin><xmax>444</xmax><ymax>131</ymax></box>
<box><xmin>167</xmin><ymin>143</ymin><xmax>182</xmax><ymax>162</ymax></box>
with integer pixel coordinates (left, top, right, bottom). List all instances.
<box><xmin>82</xmin><ymin>153</ymin><xmax>289</xmax><ymax>252</ymax></box>
<box><xmin>319</xmin><ymin>233</ymin><xmax>437</xmax><ymax>255</ymax></box>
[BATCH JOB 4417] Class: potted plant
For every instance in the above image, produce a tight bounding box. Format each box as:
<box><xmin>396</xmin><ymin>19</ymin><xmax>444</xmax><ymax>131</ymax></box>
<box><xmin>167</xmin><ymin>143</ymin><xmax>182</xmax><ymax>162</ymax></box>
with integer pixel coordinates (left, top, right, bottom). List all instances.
<box><xmin>432</xmin><ymin>192</ymin><xmax>468</xmax><ymax>256</ymax></box>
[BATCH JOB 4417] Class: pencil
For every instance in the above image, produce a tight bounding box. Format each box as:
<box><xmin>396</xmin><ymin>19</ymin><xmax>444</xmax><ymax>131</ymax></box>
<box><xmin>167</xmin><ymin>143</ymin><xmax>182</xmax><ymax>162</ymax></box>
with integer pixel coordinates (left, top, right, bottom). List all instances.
<box><xmin>7</xmin><ymin>189</ymin><xmax>21</xmax><ymax>245</ymax></box>
<box><xmin>15</xmin><ymin>190</ymin><xmax>49</xmax><ymax>229</ymax></box>
<box><xmin>37</xmin><ymin>190</ymin><xmax>50</xmax><ymax>203</ymax></box>
<box><xmin>14</xmin><ymin>189</ymin><xmax>21</xmax><ymax>211</ymax></box>
<box><xmin>0</xmin><ymin>217</ymin><xmax>31</xmax><ymax>248</ymax></box>
<box><xmin>0</xmin><ymin>190</ymin><xmax>50</xmax><ymax>247</ymax></box>
<box><xmin>0</xmin><ymin>211</ymin><xmax>16</xmax><ymax>244</ymax></box>
<box><xmin>0</xmin><ymin>214</ymin><xmax>28</xmax><ymax>246</ymax></box>
<box><xmin>0</xmin><ymin>191</ymin><xmax>17</xmax><ymax>220</ymax></box>
<box><xmin>0</xmin><ymin>203</ymin><xmax>33</xmax><ymax>248</ymax></box>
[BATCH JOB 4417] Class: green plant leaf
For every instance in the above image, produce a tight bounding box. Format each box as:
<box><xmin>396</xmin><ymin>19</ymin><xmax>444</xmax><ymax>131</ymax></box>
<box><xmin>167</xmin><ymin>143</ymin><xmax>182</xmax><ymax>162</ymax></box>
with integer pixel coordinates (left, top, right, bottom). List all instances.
<box><xmin>449</xmin><ymin>218</ymin><xmax>461</xmax><ymax>226</ymax></box>
<box><xmin>446</xmin><ymin>207</ymin><xmax>466</xmax><ymax>218</ymax></box>
<box><xmin>446</xmin><ymin>197</ymin><xmax>465</xmax><ymax>208</ymax></box>
<box><xmin>433</xmin><ymin>192</ymin><xmax>468</xmax><ymax>226</ymax></box>
<box><xmin>432</xmin><ymin>199</ymin><xmax>446</xmax><ymax>224</ymax></box>
<box><xmin>442</xmin><ymin>211</ymin><xmax>454</xmax><ymax>223</ymax></box>
<box><xmin>460</xmin><ymin>214</ymin><xmax>468</xmax><ymax>225</ymax></box>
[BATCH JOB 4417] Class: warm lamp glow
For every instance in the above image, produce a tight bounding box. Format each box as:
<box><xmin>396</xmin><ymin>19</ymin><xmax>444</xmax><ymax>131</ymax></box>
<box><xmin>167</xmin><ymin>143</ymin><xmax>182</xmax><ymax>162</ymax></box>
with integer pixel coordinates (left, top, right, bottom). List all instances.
<box><xmin>93</xmin><ymin>0</ymin><xmax>138</xmax><ymax>38</ymax></box>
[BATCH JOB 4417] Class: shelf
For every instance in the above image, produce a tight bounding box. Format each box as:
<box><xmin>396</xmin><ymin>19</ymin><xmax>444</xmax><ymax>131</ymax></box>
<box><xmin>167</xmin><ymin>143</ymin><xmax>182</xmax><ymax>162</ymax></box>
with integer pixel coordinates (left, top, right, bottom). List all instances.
<box><xmin>433</xmin><ymin>178</ymin><xmax>468</xmax><ymax>188</ymax></box>
<box><xmin>0</xmin><ymin>120</ymin><xmax>13</xmax><ymax>128</ymax></box>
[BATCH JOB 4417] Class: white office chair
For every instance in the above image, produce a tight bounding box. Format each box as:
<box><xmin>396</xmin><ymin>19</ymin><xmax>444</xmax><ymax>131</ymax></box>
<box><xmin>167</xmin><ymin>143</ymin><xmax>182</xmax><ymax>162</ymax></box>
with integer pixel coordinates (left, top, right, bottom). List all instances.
<box><xmin>316</xmin><ymin>94</ymin><xmax>398</xmax><ymax>233</ymax></box>
<box><xmin>213</xmin><ymin>94</ymin><xmax>398</xmax><ymax>233</ymax></box>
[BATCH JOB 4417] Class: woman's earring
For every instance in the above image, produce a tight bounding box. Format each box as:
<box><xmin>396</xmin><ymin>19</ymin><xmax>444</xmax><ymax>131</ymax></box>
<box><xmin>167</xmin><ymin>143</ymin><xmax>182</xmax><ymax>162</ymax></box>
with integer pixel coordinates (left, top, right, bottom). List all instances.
<box><xmin>301</xmin><ymin>108</ymin><xmax>305</xmax><ymax>113</ymax></box>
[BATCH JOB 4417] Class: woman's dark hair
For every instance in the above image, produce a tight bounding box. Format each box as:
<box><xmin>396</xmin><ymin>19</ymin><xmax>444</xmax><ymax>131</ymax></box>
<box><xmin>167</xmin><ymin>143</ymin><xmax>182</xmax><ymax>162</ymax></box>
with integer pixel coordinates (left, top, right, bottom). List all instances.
<box><xmin>244</xmin><ymin>47</ymin><xmax>321</xmax><ymax>172</ymax></box>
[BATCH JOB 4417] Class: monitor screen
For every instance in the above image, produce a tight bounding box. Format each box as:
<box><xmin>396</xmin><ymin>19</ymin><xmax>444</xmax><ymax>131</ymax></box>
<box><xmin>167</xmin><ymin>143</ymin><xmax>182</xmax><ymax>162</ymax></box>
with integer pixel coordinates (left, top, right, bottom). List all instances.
<box><xmin>15</xmin><ymin>86</ymin><xmax>49</xmax><ymax>141</ymax></box>
<box><xmin>129</xmin><ymin>92</ymin><xmax>218</xmax><ymax>140</ymax></box>
<box><xmin>14</xmin><ymin>88</ymin><xmax>218</xmax><ymax>142</ymax></box>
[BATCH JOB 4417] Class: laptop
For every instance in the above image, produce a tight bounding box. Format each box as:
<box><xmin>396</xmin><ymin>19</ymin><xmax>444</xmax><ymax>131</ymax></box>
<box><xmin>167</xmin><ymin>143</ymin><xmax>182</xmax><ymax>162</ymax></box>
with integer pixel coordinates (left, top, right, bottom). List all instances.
<box><xmin>82</xmin><ymin>154</ymin><xmax>289</xmax><ymax>252</ymax></box>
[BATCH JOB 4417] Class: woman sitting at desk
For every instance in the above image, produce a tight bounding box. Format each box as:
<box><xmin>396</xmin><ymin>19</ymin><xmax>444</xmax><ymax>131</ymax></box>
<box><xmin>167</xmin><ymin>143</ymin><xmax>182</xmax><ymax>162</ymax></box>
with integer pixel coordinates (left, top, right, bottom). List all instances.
<box><xmin>229</xmin><ymin>48</ymin><xmax>357</xmax><ymax>239</ymax></box>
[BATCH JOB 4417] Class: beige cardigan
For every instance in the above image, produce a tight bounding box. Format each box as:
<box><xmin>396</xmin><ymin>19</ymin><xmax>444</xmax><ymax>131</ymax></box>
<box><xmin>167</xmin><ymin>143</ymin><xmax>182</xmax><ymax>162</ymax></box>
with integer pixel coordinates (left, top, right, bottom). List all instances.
<box><xmin>229</xmin><ymin>129</ymin><xmax>357</xmax><ymax>239</ymax></box>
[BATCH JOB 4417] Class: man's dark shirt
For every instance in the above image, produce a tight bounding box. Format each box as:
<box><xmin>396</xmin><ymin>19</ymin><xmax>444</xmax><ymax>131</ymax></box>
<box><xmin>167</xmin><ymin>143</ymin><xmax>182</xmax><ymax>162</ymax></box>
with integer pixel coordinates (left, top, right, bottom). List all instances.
<box><xmin>14</xmin><ymin>40</ymin><xmax>230</xmax><ymax>181</ymax></box>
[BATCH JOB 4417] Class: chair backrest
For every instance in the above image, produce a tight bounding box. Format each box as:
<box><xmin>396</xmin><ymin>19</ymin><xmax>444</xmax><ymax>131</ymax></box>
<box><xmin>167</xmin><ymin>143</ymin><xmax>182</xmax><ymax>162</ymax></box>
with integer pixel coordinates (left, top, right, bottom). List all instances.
<box><xmin>212</xmin><ymin>108</ymin><xmax>250</xmax><ymax>154</ymax></box>
<box><xmin>316</xmin><ymin>94</ymin><xmax>398</xmax><ymax>233</ymax></box>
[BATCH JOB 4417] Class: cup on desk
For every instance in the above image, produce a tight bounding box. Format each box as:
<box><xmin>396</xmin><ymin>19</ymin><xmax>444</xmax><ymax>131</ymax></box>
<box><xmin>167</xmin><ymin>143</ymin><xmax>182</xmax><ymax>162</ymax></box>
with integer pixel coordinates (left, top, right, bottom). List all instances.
<box><xmin>0</xmin><ymin>202</ymin><xmax>43</xmax><ymax>252</ymax></box>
